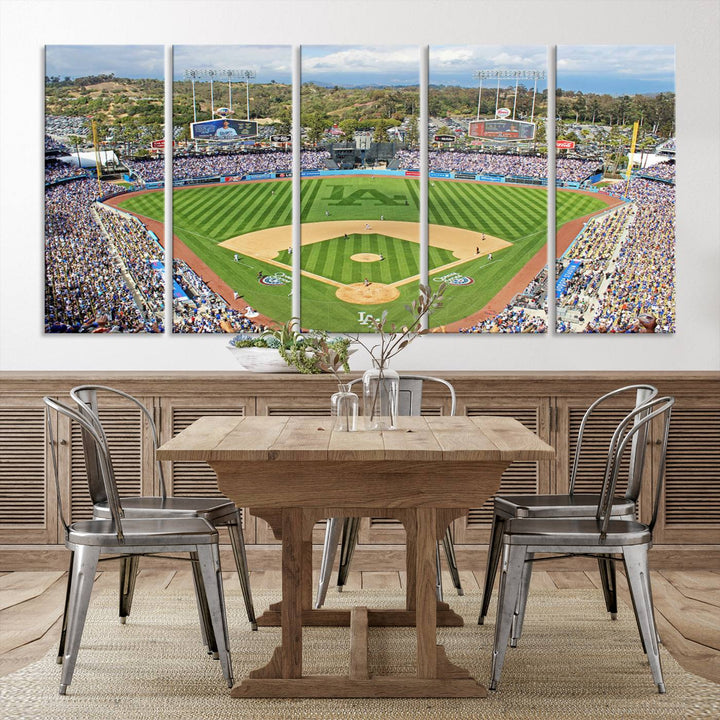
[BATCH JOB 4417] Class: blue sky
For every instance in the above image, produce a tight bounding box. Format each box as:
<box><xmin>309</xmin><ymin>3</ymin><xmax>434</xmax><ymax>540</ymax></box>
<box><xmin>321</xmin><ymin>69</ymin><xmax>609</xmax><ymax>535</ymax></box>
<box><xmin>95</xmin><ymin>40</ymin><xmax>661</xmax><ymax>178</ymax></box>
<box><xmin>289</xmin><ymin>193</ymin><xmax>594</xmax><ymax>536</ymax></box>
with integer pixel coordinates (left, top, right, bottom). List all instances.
<box><xmin>172</xmin><ymin>45</ymin><xmax>291</xmax><ymax>84</ymax></box>
<box><xmin>557</xmin><ymin>45</ymin><xmax>675</xmax><ymax>95</ymax></box>
<box><xmin>45</xmin><ymin>45</ymin><xmax>164</xmax><ymax>80</ymax></box>
<box><xmin>45</xmin><ymin>44</ymin><xmax>675</xmax><ymax>96</ymax></box>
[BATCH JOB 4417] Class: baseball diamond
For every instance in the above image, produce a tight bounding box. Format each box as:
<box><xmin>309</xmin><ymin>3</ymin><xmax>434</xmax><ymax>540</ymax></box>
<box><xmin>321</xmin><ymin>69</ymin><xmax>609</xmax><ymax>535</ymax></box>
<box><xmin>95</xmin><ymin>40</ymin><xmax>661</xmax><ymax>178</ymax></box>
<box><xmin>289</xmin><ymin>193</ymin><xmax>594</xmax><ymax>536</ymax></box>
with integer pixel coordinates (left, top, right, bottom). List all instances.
<box><xmin>115</xmin><ymin>175</ymin><xmax>612</xmax><ymax>331</ymax></box>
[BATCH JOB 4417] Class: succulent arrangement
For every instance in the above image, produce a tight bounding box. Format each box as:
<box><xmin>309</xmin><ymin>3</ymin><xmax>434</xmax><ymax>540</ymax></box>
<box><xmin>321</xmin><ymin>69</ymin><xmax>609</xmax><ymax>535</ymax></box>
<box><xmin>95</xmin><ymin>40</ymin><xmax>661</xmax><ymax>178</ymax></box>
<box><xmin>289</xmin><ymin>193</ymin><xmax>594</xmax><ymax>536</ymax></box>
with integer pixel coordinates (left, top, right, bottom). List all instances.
<box><xmin>228</xmin><ymin>319</ymin><xmax>353</xmax><ymax>375</ymax></box>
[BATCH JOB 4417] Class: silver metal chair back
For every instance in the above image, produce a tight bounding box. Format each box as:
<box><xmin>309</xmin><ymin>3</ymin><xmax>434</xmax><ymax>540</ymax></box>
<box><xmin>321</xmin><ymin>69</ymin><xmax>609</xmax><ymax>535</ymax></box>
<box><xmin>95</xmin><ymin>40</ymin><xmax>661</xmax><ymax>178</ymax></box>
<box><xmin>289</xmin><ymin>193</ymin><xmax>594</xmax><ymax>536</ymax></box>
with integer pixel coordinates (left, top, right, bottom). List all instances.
<box><xmin>569</xmin><ymin>384</ymin><xmax>657</xmax><ymax>501</ymax></box>
<box><xmin>347</xmin><ymin>374</ymin><xmax>457</xmax><ymax>417</ymax></box>
<box><xmin>596</xmin><ymin>395</ymin><xmax>674</xmax><ymax>534</ymax></box>
<box><xmin>46</xmin><ymin>396</ymin><xmax>126</xmax><ymax>540</ymax></box>
<box><xmin>70</xmin><ymin>385</ymin><xmax>167</xmax><ymax>501</ymax></box>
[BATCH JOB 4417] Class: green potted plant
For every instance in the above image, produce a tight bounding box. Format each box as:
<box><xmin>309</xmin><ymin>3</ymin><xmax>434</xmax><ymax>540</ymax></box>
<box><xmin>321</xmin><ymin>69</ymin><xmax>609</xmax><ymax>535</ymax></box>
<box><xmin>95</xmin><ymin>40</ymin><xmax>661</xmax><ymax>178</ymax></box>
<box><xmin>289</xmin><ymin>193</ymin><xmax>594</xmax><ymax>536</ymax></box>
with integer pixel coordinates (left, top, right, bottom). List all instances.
<box><xmin>227</xmin><ymin>319</ymin><xmax>353</xmax><ymax>374</ymax></box>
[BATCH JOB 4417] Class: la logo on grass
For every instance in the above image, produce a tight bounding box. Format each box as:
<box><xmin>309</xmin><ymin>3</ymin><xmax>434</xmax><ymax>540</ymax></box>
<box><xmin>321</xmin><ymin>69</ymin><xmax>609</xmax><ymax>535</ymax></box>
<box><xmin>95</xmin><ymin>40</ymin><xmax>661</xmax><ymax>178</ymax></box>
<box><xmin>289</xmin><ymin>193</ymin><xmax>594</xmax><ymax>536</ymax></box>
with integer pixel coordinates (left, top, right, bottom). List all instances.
<box><xmin>326</xmin><ymin>186</ymin><xmax>407</xmax><ymax>206</ymax></box>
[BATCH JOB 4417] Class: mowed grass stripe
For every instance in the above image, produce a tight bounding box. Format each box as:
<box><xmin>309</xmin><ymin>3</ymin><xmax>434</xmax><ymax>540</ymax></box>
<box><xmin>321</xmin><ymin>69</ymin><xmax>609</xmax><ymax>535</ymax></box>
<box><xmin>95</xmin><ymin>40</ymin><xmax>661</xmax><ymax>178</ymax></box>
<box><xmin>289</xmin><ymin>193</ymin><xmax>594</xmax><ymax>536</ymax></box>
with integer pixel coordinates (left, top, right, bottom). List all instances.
<box><xmin>174</xmin><ymin>186</ymin><xmax>243</xmax><ymax>235</ymax></box>
<box><xmin>178</xmin><ymin>185</ymin><xmax>240</xmax><ymax>227</ymax></box>
<box><xmin>267</xmin><ymin>183</ymin><xmax>292</xmax><ymax>226</ymax></box>
<box><xmin>475</xmin><ymin>184</ymin><xmax>538</xmax><ymax>238</ymax></box>
<box><xmin>211</xmin><ymin>185</ymin><xmax>266</xmax><ymax>237</ymax></box>
<box><xmin>301</xmin><ymin>179</ymin><xmax>323</xmax><ymax>219</ymax></box>
<box><xmin>430</xmin><ymin>184</ymin><xmax>470</xmax><ymax>229</ymax></box>
<box><xmin>405</xmin><ymin>178</ymin><xmax>420</xmax><ymax>209</ymax></box>
<box><xmin>477</xmin><ymin>186</ymin><xmax>534</xmax><ymax>238</ymax></box>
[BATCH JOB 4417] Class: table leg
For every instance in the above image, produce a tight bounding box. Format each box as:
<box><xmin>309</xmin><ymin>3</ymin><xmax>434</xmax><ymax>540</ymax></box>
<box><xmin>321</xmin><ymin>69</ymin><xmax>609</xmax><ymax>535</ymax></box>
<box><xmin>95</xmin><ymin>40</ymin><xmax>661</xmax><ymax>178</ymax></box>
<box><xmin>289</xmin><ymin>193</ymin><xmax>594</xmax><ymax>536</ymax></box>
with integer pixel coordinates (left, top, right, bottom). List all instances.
<box><xmin>415</xmin><ymin>508</ymin><xmax>438</xmax><ymax>678</ymax></box>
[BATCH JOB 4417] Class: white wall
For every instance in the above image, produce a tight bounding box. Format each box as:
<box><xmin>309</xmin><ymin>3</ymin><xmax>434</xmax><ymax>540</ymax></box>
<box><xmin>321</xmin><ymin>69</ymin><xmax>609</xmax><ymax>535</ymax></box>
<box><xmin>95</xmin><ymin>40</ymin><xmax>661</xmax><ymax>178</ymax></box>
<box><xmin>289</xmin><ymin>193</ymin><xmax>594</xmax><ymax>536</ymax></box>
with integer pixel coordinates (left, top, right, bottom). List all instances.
<box><xmin>1</xmin><ymin>0</ymin><xmax>718</xmax><ymax>372</ymax></box>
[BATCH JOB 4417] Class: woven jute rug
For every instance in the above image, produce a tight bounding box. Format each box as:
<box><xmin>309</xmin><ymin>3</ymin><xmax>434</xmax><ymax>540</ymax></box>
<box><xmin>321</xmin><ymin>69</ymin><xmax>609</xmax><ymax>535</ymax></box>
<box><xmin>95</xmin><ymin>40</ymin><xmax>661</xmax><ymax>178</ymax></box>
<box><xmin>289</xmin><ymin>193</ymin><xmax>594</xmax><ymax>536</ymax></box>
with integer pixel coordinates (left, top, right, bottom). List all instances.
<box><xmin>2</xmin><ymin>583</ymin><xmax>718</xmax><ymax>720</ymax></box>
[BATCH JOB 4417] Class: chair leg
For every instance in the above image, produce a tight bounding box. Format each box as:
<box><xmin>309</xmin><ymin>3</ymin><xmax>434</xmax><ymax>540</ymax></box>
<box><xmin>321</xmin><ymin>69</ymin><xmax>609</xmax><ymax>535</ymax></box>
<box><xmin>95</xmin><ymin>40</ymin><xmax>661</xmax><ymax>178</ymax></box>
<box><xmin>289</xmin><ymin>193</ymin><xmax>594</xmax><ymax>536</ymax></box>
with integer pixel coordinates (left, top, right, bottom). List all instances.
<box><xmin>510</xmin><ymin>551</ymin><xmax>534</xmax><ymax>647</ymax></box>
<box><xmin>597</xmin><ymin>555</ymin><xmax>618</xmax><ymax>619</ymax></box>
<box><xmin>337</xmin><ymin>517</ymin><xmax>361</xmax><ymax>591</ymax></box>
<box><xmin>489</xmin><ymin>543</ymin><xmax>527</xmax><ymax>692</ymax></box>
<box><xmin>226</xmin><ymin>510</ymin><xmax>257</xmax><ymax>630</ymax></box>
<box><xmin>197</xmin><ymin>544</ymin><xmax>234</xmax><ymax>688</ymax></box>
<box><xmin>59</xmin><ymin>544</ymin><xmax>100</xmax><ymax>695</ymax></box>
<box><xmin>57</xmin><ymin>551</ymin><xmax>75</xmax><ymax>664</ymax></box>
<box><xmin>442</xmin><ymin>526</ymin><xmax>464</xmax><ymax>596</ymax></box>
<box><xmin>118</xmin><ymin>555</ymin><xmax>139</xmax><ymax>624</ymax></box>
<box><xmin>191</xmin><ymin>551</ymin><xmax>217</xmax><ymax>656</ymax></box>
<box><xmin>479</xmin><ymin>512</ymin><xmax>506</xmax><ymax>625</ymax></box>
<box><xmin>623</xmin><ymin>544</ymin><xmax>665</xmax><ymax>694</ymax></box>
<box><xmin>315</xmin><ymin>517</ymin><xmax>343</xmax><ymax>608</ymax></box>
<box><xmin>435</xmin><ymin>542</ymin><xmax>444</xmax><ymax>602</ymax></box>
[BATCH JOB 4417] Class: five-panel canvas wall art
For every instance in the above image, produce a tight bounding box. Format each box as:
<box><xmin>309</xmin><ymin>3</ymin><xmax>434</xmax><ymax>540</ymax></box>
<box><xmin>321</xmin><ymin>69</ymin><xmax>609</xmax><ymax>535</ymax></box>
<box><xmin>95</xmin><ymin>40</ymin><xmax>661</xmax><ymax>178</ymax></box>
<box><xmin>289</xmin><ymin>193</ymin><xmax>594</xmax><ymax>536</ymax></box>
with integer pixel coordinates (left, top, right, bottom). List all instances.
<box><xmin>44</xmin><ymin>45</ymin><xmax>675</xmax><ymax>335</ymax></box>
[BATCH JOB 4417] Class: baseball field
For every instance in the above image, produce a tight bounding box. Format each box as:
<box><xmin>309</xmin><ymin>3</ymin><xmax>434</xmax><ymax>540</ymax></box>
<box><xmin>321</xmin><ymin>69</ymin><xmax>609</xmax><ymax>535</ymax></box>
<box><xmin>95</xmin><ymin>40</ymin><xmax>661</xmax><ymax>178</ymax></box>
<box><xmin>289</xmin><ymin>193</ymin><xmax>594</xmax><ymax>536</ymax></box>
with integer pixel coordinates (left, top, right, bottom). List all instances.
<box><xmin>116</xmin><ymin>175</ymin><xmax>609</xmax><ymax>332</ymax></box>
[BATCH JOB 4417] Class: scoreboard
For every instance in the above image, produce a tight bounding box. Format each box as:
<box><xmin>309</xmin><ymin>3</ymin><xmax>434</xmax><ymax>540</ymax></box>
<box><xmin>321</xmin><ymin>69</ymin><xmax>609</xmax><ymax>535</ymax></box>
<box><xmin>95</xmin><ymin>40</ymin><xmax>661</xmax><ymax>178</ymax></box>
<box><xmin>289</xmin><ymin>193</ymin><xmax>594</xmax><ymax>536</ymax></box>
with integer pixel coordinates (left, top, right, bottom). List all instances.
<box><xmin>469</xmin><ymin>119</ymin><xmax>535</xmax><ymax>141</ymax></box>
<box><xmin>191</xmin><ymin>119</ymin><xmax>258</xmax><ymax>141</ymax></box>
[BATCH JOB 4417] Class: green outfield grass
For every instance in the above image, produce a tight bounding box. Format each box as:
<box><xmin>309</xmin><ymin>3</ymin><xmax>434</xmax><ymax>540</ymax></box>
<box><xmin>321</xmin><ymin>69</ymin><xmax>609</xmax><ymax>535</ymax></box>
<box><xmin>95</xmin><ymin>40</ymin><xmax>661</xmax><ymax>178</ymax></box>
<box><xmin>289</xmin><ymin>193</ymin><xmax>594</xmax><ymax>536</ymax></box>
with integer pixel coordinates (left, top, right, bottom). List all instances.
<box><xmin>116</xmin><ymin>176</ymin><xmax>609</xmax><ymax>332</ymax></box>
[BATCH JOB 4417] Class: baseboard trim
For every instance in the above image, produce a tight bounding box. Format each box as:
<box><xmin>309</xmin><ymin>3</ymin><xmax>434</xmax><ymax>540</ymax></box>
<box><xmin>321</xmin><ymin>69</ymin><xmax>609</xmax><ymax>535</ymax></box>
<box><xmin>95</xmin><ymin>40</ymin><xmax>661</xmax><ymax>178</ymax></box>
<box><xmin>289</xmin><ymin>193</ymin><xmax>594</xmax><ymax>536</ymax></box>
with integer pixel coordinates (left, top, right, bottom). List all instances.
<box><xmin>1</xmin><ymin>544</ymin><xmax>718</xmax><ymax>572</ymax></box>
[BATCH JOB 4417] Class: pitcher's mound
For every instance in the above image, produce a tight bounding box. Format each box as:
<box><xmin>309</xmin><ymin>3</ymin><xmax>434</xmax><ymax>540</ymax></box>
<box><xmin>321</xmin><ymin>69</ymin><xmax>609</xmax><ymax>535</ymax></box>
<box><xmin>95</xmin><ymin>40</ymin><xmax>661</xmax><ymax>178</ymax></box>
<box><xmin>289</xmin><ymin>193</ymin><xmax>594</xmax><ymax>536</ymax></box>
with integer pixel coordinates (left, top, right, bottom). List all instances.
<box><xmin>336</xmin><ymin>282</ymin><xmax>399</xmax><ymax>305</ymax></box>
<box><xmin>350</xmin><ymin>253</ymin><xmax>383</xmax><ymax>263</ymax></box>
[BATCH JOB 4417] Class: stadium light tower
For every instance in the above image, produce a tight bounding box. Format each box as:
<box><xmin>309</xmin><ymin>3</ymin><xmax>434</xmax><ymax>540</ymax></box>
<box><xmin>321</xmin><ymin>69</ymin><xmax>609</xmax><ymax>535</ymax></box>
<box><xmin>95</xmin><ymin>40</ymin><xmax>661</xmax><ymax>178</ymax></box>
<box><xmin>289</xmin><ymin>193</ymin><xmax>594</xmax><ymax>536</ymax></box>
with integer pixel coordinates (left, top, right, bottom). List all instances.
<box><xmin>473</xmin><ymin>69</ymin><xmax>546</xmax><ymax>122</ymax></box>
<box><xmin>225</xmin><ymin>69</ymin><xmax>235</xmax><ymax>113</ymax></box>
<box><xmin>184</xmin><ymin>70</ymin><xmax>200</xmax><ymax>123</ymax></box>
<box><xmin>205</xmin><ymin>69</ymin><xmax>217</xmax><ymax>117</ymax></box>
<box><xmin>241</xmin><ymin>69</ymin><xmax>256</xmax><ymax>120</ymax></box>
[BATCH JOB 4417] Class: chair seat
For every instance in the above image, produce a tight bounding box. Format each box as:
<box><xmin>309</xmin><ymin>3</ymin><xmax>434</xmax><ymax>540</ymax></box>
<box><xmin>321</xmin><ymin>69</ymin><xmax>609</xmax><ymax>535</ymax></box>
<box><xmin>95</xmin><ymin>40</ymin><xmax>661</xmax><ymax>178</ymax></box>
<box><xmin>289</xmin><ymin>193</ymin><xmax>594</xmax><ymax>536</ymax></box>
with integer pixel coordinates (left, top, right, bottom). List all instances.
<box><xmin>496</xmin><ymin>493</ymin><xmax>635</xmax><ymax>519</ymax></box>
<box><xmin>68</xmin><ymin>517</ymin><xmax>218</xmax><ymax>547</ymax></box>
<box><xmin>94</xmin><ymin>496</ymin><xmax>236</xmax><ymax>521</ymax></box>
<box><xmin>505</xmin><ymin>517</ymin><xmax>651</xmax><ymax>547</ymax></box>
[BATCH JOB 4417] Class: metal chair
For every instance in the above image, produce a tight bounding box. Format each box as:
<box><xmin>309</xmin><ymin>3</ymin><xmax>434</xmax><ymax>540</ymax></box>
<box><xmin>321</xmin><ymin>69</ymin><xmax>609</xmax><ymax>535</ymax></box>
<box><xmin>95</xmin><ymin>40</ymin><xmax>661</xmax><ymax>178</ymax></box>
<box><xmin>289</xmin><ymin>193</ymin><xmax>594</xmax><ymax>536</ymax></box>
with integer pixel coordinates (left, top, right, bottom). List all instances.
<box><xmin>65</xmin><ymin>385</ymin><xmax>256</xmax><ymax>636</ymax></box>
<box><xmin>44</xmin><ymin>396</ymin><xmax>233</xmax><ymax>695</ymax></box>
<box><xmin>478</xmin><ymin>384</ymin><xmax>658</xmax><ymax>626</ymax></box>
<box><xmin>489</xmin><ymin>395</ymin><xmax>674</xmax><ymax>694</ymax></box>
<box><xmin>315</xmin><ymin>374</ymin><xmax>462</xmax><ymax>609</ymax></box>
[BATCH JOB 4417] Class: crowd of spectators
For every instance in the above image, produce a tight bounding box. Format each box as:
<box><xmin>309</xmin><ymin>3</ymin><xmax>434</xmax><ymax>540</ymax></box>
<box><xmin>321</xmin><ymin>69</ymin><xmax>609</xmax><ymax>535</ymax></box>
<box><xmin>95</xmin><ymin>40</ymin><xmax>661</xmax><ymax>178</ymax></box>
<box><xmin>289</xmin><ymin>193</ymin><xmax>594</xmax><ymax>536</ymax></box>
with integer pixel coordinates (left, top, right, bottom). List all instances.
<box><xmin>556</xmin><ymin>177</ymin><xmax>675</xmax><ymax>333</ymax></box>
<box><xmin>173</xmin><ymin>259</ymin><xmax>265</xmax><ymax>334</ymax></box>
<box><xmin>124</xmin><ymin>149</ymin><xmax>332</xmax><ymax>184</ymax></box>
<box><xmin>460</xmin><ymin>268</ymin><xmax>548</xmax><ymax>333</ymax></box>
<box><xmin>44</xmin><ymin>178</ymin><xmax>155</xmax><ymax>333</ymax></box>
<box><xmin>45</xmin><ymin>135</ymin><xmax>71</xmax><ymax>153</ymax></box>
<box><xmin>637</xmin><ymin>161</ymin><xmax>675</xmax><ymax>183</ymax></box>
<box><xmin>45</xmin><ymin>159</ymin><xmax>88</xmax><ymax>185</ymax></box>
<box><xmin>95</xmin><ymin>205</ymin><xmax>165</xmax><ymax>322</ymax></box>
<box><xmin>395</xmin><ymin>150</ymin><xmax>600</xmax><ymax>183</ymax></box>
<box><xmin>556</xmin><ymin>206</ymin><xmax>633</xmax><ymax>325</ymax></box>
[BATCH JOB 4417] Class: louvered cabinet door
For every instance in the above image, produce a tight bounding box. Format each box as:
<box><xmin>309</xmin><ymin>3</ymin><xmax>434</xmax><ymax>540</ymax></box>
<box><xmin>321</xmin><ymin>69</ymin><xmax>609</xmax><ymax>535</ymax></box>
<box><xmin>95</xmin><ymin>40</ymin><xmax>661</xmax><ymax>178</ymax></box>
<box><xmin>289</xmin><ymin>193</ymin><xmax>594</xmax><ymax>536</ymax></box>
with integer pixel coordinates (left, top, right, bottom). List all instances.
<box><xmin>452</xmin><ymin>398</ymin><xmax>552</xmax><ymax>544</ymax></box>
<box><xmin>0</xmin><ymin>395</ymin><xmax>57</xmax><ymax>543</ymax></box>
<box><xmin>68</xmin><ymin>395</ymin><xmax>154</xmax><ymax>522</ymax></box>
<box><xmin>160</xmin><ymin>396</ymin><xmax>255</xmax><ymax>543</ymax></box>
<box><xmin>652</xmin><ymin>400</ymin><xmax>720</xmax><ymax>543</ymax></box>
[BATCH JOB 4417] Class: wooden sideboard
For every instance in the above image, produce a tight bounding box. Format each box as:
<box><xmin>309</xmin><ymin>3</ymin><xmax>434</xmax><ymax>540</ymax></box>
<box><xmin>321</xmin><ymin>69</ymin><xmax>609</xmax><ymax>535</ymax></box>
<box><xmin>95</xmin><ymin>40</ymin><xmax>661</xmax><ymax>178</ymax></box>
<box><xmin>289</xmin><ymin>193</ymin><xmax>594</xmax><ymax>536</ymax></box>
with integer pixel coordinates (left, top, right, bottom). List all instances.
<box><xmin>1</xmin><ymin>371</ymin><xmax>718</xmax><ymax>570</ymax></box>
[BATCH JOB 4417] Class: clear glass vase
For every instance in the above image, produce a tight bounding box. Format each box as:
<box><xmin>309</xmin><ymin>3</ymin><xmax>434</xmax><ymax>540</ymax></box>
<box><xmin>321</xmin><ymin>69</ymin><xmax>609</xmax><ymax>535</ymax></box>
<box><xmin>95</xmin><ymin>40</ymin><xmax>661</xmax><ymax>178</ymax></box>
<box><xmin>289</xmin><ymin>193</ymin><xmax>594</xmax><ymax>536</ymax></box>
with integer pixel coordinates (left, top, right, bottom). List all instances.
<box><xmin>331</xmin><ymin>383</ymin><xmax>359</xmax><ymax>432</ymax></box>
<box><xmin>362</xmin><ymin>365</ymin><xmax>400</xmax><ymax>430</ymax></box>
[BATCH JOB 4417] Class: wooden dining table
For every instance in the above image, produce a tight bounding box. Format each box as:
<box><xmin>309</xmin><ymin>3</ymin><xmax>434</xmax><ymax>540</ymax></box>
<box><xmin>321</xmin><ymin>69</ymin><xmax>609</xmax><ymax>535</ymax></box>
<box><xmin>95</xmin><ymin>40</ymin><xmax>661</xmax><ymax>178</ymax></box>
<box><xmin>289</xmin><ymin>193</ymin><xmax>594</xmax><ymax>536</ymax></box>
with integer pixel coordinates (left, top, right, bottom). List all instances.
<box><xmin>156</xmin><ymin>414</ymin><xmax>554</xmax><ymax>698</ymax></box>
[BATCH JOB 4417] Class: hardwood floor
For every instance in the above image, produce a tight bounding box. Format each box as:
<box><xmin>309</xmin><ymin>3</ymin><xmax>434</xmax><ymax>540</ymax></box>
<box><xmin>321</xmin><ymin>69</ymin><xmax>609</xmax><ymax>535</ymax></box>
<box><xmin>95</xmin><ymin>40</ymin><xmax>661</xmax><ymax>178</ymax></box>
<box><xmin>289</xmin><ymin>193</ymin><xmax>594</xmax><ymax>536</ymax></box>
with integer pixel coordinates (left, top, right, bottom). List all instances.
<box><xmin>1</xmin><ymin>568</ymin><xmax>718</xmax><ymax>685</ymax></box>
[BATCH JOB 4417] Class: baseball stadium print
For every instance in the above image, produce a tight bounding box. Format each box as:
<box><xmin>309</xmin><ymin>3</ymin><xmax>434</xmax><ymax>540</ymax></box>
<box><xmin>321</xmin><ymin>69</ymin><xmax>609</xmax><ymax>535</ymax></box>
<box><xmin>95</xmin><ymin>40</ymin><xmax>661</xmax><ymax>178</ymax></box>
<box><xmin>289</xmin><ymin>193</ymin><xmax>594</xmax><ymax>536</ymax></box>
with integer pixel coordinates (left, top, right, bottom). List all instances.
<box><xmin>555</xmin><ymin>45</ymin><xmax>676</xmax><ymax>334</ymax></box>
<box><xmin>166</xmin><ymin>45</ymin><xmax>293</xmax><ymax>333</ymax></box>
<box><xmin>43</xmin><ymin>44</ymin><xmax>676</xmax><ymax>336</ymax></box>
<box><xmin>428</xmin><ymin>45</ymin><xmax>549</xmax><ymax>333</ymax></box>
<box><xmin>44</xmin><ymin>45</ymin><xmax>165</xmax><ymax>333</ymax></box>
<box><xmin>299</xmin><ymin>45</ymin><xmax>421</xmax><ymax>332</ymax></box>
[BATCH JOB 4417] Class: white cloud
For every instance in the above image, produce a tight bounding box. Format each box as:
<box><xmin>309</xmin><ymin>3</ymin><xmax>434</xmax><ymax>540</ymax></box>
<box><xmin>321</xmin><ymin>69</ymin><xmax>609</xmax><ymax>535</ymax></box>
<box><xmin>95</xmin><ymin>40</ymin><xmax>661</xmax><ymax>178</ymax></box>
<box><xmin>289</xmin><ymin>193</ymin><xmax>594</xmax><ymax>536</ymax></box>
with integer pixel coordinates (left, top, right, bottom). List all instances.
<box><xmin>557</xmin><ymin>45</ymin><xmax>675</xmax><ymax>78</ymax></box>
<box><xmin>172</xmin><ymin>45</ymin><xmax>292</xmax><ymax>81</ymax></box>
<box><xmin>302</xmin><ymin>45</ymin><xmax>419</xmax><ymax>77</ymax></box>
